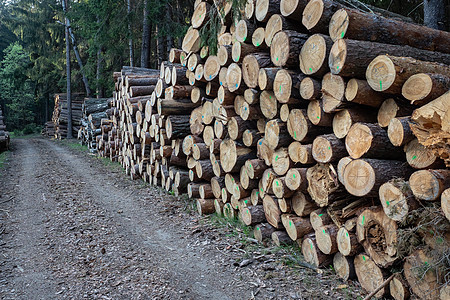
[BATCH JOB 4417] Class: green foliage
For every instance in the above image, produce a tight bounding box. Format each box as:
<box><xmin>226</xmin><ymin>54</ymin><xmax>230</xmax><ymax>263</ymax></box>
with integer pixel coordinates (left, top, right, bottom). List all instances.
<box><xmin>0</xmin><ymin>150</ymin><xmax>8</xmax><ymax>169</ymax></box>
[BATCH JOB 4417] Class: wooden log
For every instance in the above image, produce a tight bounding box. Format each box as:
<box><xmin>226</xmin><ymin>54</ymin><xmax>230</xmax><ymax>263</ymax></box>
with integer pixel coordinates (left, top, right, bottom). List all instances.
<box><xmin>333</xmin><ymin>108</ymin><xmax>376</xmax><ymax>139</ymax></box>
<box><xmin>190</xmin><ymin>106</ymin><xmax>204</xmax><ymax>136</ymax></box>
<box><xmin>280</xmin><ymin>0</ymin><xmax>309</xmax><ymax>21</ymax></box>
<box><xmin>188</xmin><ymin>182</ymin><xmax>201</xmax><ymax>198</ymax></box>
<box><xmin>329</xmin><ymin>39</ymin><xmax>450</xmax><ymax>78</ymax></box>
<box><xmin>242</xmin><ymin>129</ymin><xmax>263</xmax><ymax>147</ymax></box>
<box><xmin>292</xmin><ymin>191</ymin><xmax>317</xmax><ymax>217</ymax></box>
<box><xmin>307</xmin><ymin>163</ymin><xmax>347</xmax><ymax>207</ymax></box>
<box><xmin>223</xmin><ymin>203</ymin><xmax>236</xmax><ymax>219</ymax></box>
<box><xmin>345</xmin><ymin>78</ymin><xmax>385</xmax><ymax>108</ymax></box>
<box><xmin>235</xmin><ymin>18</ymin><xmax>256</xmax><ymax>43</ymax></box>
<box><xmin>271</xmin><ymin>147</ymin><xmax>293</xmax><ymax>176</ymax></box>
<box><xmin>312</xmin><ymin>134</ymin><xmax>347</xmax><ymax>163</ymax></box>
<box><xmin>274</xmin><ymin>69</ymin><xmax>303</xmax><ymax>103</ymax></box>
<box><xmin>242</xmin><ymin>53</ymin><xmax>271</xmax><ymax>89</ymax></box>
<box><xmin>387</xmin><ymin>117</ymin><xmax>415</xmax><ymax>147</ymax></box>
<box><xmin>404</xmin><ymin>139</ymin><xmax>444</xmax><ymax>169</ymax></box>
<box><xmin>443</xmin><ymin>188</ymin><xmax>450</xmax><ymax>222</ymax></box>
<box><xmin>333</xmin><ymin>253</ymin><xmax>356</xmax><ymax>281</ymax></box>
<box><xmin>272</xmin><ymin>231</ymin><xmax>293</xmax><ymax>246</ymax></box>
<box><xmin>300</xmin><ymin>77</ymin><xmax>321</xmax><ymax>100</ymax></box>
<box><xmin>211</xmin><ymin>176</ymin><xmax>226</xmax><ymax>199</ymax></box>
<box><xmin>246</xmin><ymin>158</ymin><xmax>267</xmax><ymax>180</ymax></box>
<box><xmin>302</xmin><ymin>234</ymin><xmax>331</xmax><ymax>267</ymax></box>
<box><xmin>197</xmin><ymin>198</ymin><xmax>215</xmax><ymax>215</ymax></box>
<box><xmin>404</xmin><ymin>249</ymin><xmax>442</xmax><ymax>300</ymax></box>
<box><xmin>299</xmin><ymin>34</ymin><xmax>333</xmax><ymax>77</ymax></box>
<box><xmin>389</xmin><ymin>275</ymin><xmax>410</xmax><ymax>300</ymax></box>
<box><xmin>266</xmin><ymin>119</ymin><xmax>292</xmax><ymax>150</ymax></box>
<box><xmin>366</xmin><ymin>55</ymin><xmax>450</xmax><ymax>95</ymax></box>
<box><xmin>285</xmin><ymin>167</ymin><xmax>308</xmax><ymax>191</ymax></box>
<box><xmin>315</xmin><ymin>224</ymin><xmax>339</xmax><ymax>255</ymax></box>
<box><xmin>307</xmin><ymin>100</ymin><xmax>333</xmax><ymax>126</ymax></box>
<box><xmin>214</xmin><ymin>198</ymin><xmax>225</xmax><ymax>216</ymax></box>
<box><xmin>203</xmin><ymin>55</ymin><xmax>221</xmax><ymax>81</ymax></box>
<box><xmin>265</xmin><ymin>14</ymin><xmax>304</xmax><ymax>47</ymax></box>
<box><xmin>259</xmin><ymin>91</ymin><xmax>278</xmax><ymax>119</ymax></box>
<box><xmin>377</xmin><ymin>98</ymin><xmax>414</xmax><ymax>128</ymax></box>
<box><xmin>232</xmin><ymin>42</ymin><xmax>258</xmax><ymax>63</ymax></box>
<box><xmin>345</xmin><ymin>122</ymin><xmax>403</xmax><ymax>159</ymax></box>
<box><xmin>262</xmin><ymin>194</ymin><xmax>282</xmax><ymax>228</ymax></box>
<box><xmin>255</xmin><ymin>0</ymin><xmax>280</xmax><ymax>22</ymax></box>
<box><xmin>379</xmin><ymin>179</ymin><xmax>417</xmax><ymax>222</ymax></box>
<box><xmin>169</xmin><ymin>48</ymin><xmax>183</xmax><ymax>63</ymax></box>
<box><xmin>220</xmin><ymin>139</ymin><xmax>254</xmax><ymax>173</ymax></box>
<box><xmin>321</xmin><ymin>73</ymin><xmax>346</xmax><ymax>113</ymax></box>
<box><xmin>288</xmin><ymin>142</ymin><xmax>314</xmax><ymax>164</ymax></box>
<box><xmin>252</xmin><ymin>27</ymin><xmax>267</xmax><ymax>48</ymax></box>
<box><xmin>302</xmin><ymin>0</ymin><xmax>343</xmax><ymax>33</ymax></box>
<box><xmin>182</xmin><ymin>26</ymin><xmax>201</xmax><ymax>53</ymax></box>
<box><xmin>329</xmin><ymin>7</ymin><xmax>450</xmax><ymax>54</ymax></box>
<box><xmin>337</xmin><ymin>227</ymin><xmax>362</xmax><ymax>257</ymax></box>
<box><xmin>241</xmin><ymin>205</ymin><xmax>266</xmax><ymax>226</ymax></box>
<box><xmin>258</xmin><ymin>67</ymin><xmax>281</xmax><ymax>90</ymax></box>
<box><xmin>254</xmin><ymin>223</ymin><xmax>276</xmax><ymax>242</ymax></box>
<box><xmin>272</xmin><ymin>176</ymin><xmax>294</xmax><ymax>198</ymax></box>
<box><xmin>402</xmin><ymin>73</ymin><xmax>450</xmax><ymax>106</ymax></box>
<box><xmin>165</xmin><ymin>115</ymin><xmax>191</xmax><ymax>139</ymax></box>
<box><xmin>226</xmin><ymin>63</ymin><xmax>246</xmax><ymax>93</ymax></box>
<box><xmin>343</xmin><ymin>159</ymin><xmax>412</xmax><ymax>197</ymax></box>
<box><xmin>287</xmin><ymin>109</ymin><xmax>329</xmax><ymax>143</ymax></box>
<box><xmin>157</xmin><ymin>99</ymin><xmax>200</xmax><ymax>116</ymax></box>
<box><xmin>282</xmin><ymin>214</ymin><xmax>313</xmax><ymax>241</ymax></box>
<box><xmin>356</xmin><ymin>207</ymin><xmax>398</xmax><ymax>267</ymax></box>
<box><xmin>217</xmin><ymin>45</ymin><xmax>232</xmax><ymax>67</ymax></box>
<box><xmin>270</xmin><ymin>30</ymin><xmax>308</xmax><ymax>68</ymax></box>
<box><xmin>354</xmin><ymin>253</ymin><xmax>388</xmax><ymax>298</ymax></box>
<box><xmin>409</xmin><ymin>169</ymin><xmax>450</xmax><ymax>201</ymax></box>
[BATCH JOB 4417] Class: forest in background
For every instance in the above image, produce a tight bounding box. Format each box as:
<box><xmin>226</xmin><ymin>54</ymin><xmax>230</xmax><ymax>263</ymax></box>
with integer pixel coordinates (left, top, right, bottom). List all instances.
<box><xmin>0</xmin><ymin>0</ymin><xmax>448</xmax><ymax>132</ymax></box>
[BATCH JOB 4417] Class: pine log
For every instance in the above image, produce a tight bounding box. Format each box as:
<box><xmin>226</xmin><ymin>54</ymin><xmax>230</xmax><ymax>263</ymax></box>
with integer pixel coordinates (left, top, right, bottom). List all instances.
<box><xmin>280</xmin><ymin>0</ymin><xmax>310</xmax><ymax>21</ymax></box>
<box><xmin>266</xmin><ymin>119</ymin><xmax>292</xmax><ymax>150</ymax></box>
<box><xmin>255</xmin><ymin>0</ymin><xmax>281</xmax><ymax>22</ymax></box>
<box><xmin>271</xmin><ymin>147</ymin><xmax>293</xmax><ymax>176</ymax></box>
<box><xmin>337</xmin><ymin>227</ymin><xmax>362</xmax><ymax>257</ymax></box>
<box><xmin>272</xmin><ymin>231</ymin><xmax>294</xmax><ymax>246</ymax></box>
<box><xmin>356</xmin><ymin>207</ymin><xmax>398</xmax><ymax>267</ymax></box>
<box><xmin>197</xmin><ymin>198</ymin><xmax>215</xmax><ymax>215</ymax></box>
<box><xmin>302</xmin><ymin>0</ymin><xmax>343</xmax><ymax>33</ymax></box>
<box><xmin>254</xmin><ymin>223</ymin><xmax>276</xmax><ymax>242</ymax></box>
<box><xmin>204</xmin><ymin>55</ymin><xmax>221</xmax><ymax>81</ymax></box>
<box><xmin>272</xmin><ymin>177</ymin><xmax>294</xmax><ymax>198</ymax></box>
<box><xmin>265</xmin><ymin>14</ymin><xmax>305</xmax><ymax>47</ymax></box>
<box><xmin>242</xmin><ymin>129</ymin><xmax>263</xmax><ymax>147</ymax></box>
<box><xmin>307</xmin><ymin>100</ymin><xmax>333</xmax><ymax>126</ymax></box>
<box><xmin>169</xmin><ymin>48</ymin><xmax>183</xmax><ymax>63</ymax></box>
<box><xmin>377</xmin><ymin>98</ymin><xmax>414</xmax><ymax>128</ymax></box>
<box><xmin>157</xmin><ymin>99</ymin><xmax>200</xmax><ymax>116</ymax></box>
<box><xmin>333</xmin><ymin>108</ymin><xmax>377</xmax><ymax>139</ymax></box>
<box><xmin>329</xmin><ymin>39</ymin><xmax>450</xmax><ymax>78</ymax></box>
<box><xmin>302</xmin><ymin>234</ymin><xmax>332</xmax><ymax>267</ymax></box>
<box><xmin>263</xmin><ymin>194</ymin><xmax>282</xmax><ymax>228</ymax></box>
<box><xmin>282</xmin><ymin>214</ymin><xmax>313</xmax><ymax>241</ymax></box>
<box><xmin>220</xmin><ymin>139</ymin><xmax>255</xmax><ymax>173</ymax></box>
<box><xmin>182</xmin><ymin>27</ymin><xmax>201</xmax><ymax>53</ymax></box>
<box><xmin>285</xmin><ymin>168</ymin><xmax>308</xmax><ymax>192</ymax></box>
<box><xmin>232</xmin><ymin>42</ymin><xmax>258</xmax><ymax>63</ymax></box>
<box><xmin>315</xmin><ymin>224</ymin><xmax>339</xmax><ymax>255</ymax></box>
<box><xmin>329</xmin><ymin>7</ymin><xmax>450</xmax><ymax>54</ymax></box>
<box><xmin>404</xmin><ymin>249</ymin><xmax>442</xmax><ymax>300</ymax></box>
<box><xmin>246</xmin><ymin>158</ymin><xmax>267</xmax><ymax>180</ymax></box>
<box><xmin>409</xmin><ymin>169</ymin><xmax>450</xmax><ymax>201</ymax></box>
<box><xmin>402</xmin><ymin>73</ymin><xmax>450</xmax><ymax>106</ymax></box>
<box><xmin>241</xmin><ymin>205</ymin><xmax>266</xmax><ymax>226</ymax></box>
<box><xmin>242</xmin><ymin>53</ymin><xmax>272</xmax><ymax>89</ymax></box>
<box><xmin>354</xmin><ymin>253</ymin><xmax>388</xmax><ymax>298</ymax></box>
<box><xmin>343</xmin><ymin>159</ymin><xmax>412</xmax><ymax>197</ymax></box>
<box><xmin>259</xmin><ymin>91</ymin><xmax>278</xmax><ymax>119</ymax></box>
<box><xmin>387</xmin><ymin>117</ymin><xmax>415</xmax><ymax>147</ymax></box>
<box><xmin>270</xmin><ymin>30</ymin><xmax>308</xmax><ymax>68</ymax></box>
<box><xmin>252</xmin><ymin>27</ymin><xmax>267</xmax><ymax>48</ymax></box>
<box><xmin>312</xmin><ymin>134</ymin><xmax>347</xmax><ymax>163</ymax></box>
<box><xmin>165</xmin><ymin>115</ymin><xmax>191</xmax><ymax>139</ymax></box>
<box><xmin>307</xmin><ymin>163</ymin><xmax>347</xmax><ymax>207</ymax></box>
<box><xmin>299</xmin><ymin>34</ymin><xmax>333</xmax><ymax>77</ymax></box>
<box><xmin>274</xmin><ymin>69</ymin><xmax>303</xmax><ymax>103</ymax></box>
<box><xmin>345</xmin><ymin>122</ymin><xmax>402</xmax><ymax>159</ymax></box>
<box><xmin>235</xmin><ymin>19</ymin><xmax>256</xmax><ymax>43</ymax></box>
<box><xmin>404</xmin><ymin>139</ymin><xmax>444</xmax><ymax>169</ymax></box>
<box><xmin>440</xmin><ymin>188</ymin><xmax>450</xmax><ymax>224</ymax></box>
<box><xmin>300</xmin><ymin>77</ymin><xmax>321</xmax><ymax>100</ymax></box>
<box><xmin>288</xmin><ymin>142</ymin><xmax>314</xmax><ymax>164</ymax></box>
<box><xmin>366</xmin><ymin>55</ymin><xmax>450</xmax><ymax>95</ymax></box>
<box><xmin>379</xmin><ymin>179</ymin><xmax>417</xmax><ymax>222</ymax></box>
<box><xmin>333</xmin><ymin>253</ymin><xmax>356</xmax><ymax>281</ymax></box>
<box><xmin>345</xmin><ymin>78</ymin><xmax>385</xmax><ymax>108</ymax></box>
<box><xmin>258</xmin><ymin>67</ymin><xmax>281</xmax><ymax>90</ymax></box>
<box><xmin>287</xmin><ymin>109</ymin><xmax>330</xmax><ymax>143</ymax></box>
<box><xmin>223</xmin><ymin>203</ymin><xmax>236</xmax><ymax>219</ymax></box>
<box><xmin>389</xmin><ymin>275</ymin><xmax>410</xmax><ymax>300</ymax></box>
<box><xmin>292</xmin><ymin>191</ymin><xmax>317</xmax><ymax>217</ymax></box>
<box><xmin>190</xmin><ymin>106</ymin><xmax>204</xmax><ymax>136</ymax></box>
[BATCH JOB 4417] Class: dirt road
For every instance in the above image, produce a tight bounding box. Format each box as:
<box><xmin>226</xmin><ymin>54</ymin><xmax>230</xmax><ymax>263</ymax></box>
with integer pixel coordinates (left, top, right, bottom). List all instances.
<box><xmin>0</xmin><ymin>138</ymin><xmax>360</xmax><ymax>299</ymax></box>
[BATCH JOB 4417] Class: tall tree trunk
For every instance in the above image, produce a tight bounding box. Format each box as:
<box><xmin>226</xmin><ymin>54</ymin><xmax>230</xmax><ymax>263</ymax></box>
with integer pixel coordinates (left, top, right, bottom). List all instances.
<box><xmin>141</xmin><ymin>0</ymin><xmax>150</xmax><ymax>68</ymax></box>
<box><xmin>156</xmin><ymin>23</ymin><xmax>164</xmax><ymax>66</ymax></box>
<box><xmin>63</xmin><ymin>0</ymin><xmax>72</xmax><ymax>138</ymax></box>
<box><xmin>423</xmin><ymin>0</ymin><xmax>446</xmax><ymax>30</ymax></box>
<box><xmin>166</xmin><ymin>3</ymin><xmax>173</xmax><ymax>55</ymax></box>
<box><xmin>127</xmin><ymin>0</ymin><xmax>134</xmax><ymax>67</ymax></box>
<box><xmin>96</xmin><ymin>48</ymin><xmax>104</xmax><ymax>98</ymax></box>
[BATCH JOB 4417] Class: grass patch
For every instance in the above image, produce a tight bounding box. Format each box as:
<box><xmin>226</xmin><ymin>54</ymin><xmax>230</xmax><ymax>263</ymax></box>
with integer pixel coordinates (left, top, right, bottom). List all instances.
<box><xmin>59</xmin><ymin>139</ymin><xmax>89</xmax><ymax>152</ymax></box>
<box><xmin>10</xmin><ymin>133</ymin><xmax>40</xmax><ymax>139</ymax></box>
<box><xmin>0</xmin><ymin>151</ymin><xmax>9</xmax><ymax>169</ymax></box>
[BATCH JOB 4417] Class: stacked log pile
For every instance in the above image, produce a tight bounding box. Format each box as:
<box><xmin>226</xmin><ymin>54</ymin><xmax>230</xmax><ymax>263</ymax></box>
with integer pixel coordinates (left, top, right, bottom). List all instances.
<box><xmin>78</xmin><ymin>98</ymin><xmax>112</xmax><ymax>153</ymax></box>
<box><xmin>43</xmin><ymin>121</ymin><xmax>56</xmax><ymax>138</ymax></box>
<box><xmin>51</xmin><ymin>93</ymin><xmax>85</xmax><ymax>139</ymax></box>
<box><xmin>91</xmin><ymin>1</ymin><xmax>449</xmax><ymax>298</ymax></box>
<box><xmin>0</xmin><ymin>108</ymin><xmax>10</xmax><ymax>151</ymax></box>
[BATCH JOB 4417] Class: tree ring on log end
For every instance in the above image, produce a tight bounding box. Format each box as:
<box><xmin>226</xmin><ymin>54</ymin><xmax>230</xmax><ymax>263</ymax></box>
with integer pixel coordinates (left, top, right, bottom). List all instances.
<box><xmin>343</xmin><ymin>159</ymin><xmax>375</xmax><ymax>196</ymax></box>
<box><xmin>337</xmin><ymin>227</ymin><xmax>352</xmax><ymax>256</ymax></box>
<box><xmin>379</xmin><ymin>182</ymin><xmax>409</xmax><ymax>221</ymax></box>
<box><xmin>271</xmin><ymin>31</ymin><xmax>290</xmax><ymax>67</ymax></box>
<box><xmin>329</xmin><ymin>9</ymin><xmax>349</xmax><ymax>41</ymax></box>
<box><xmin>354</xmin><ymin>254</ymin><xmax>386</xmax><ymax>298</ymax></box>
<box><xmin>300</xmin><ymin>34</ymin><xmax>327</xmax><ymax>75</ymax></box>
<box><xmin>312</xmin><ymin>136</ymin><xmax>332</xmax><ymax>163</ymax></box>
<box><xmin>345</xmin><ymin>123</ymin><xmax>373</xmax><ymax>159</ymax></box>
<box><xmin>366</xmin><ymin>55</ymin><xmax>396</xmax><ymax>92</ymax></box>
<box><xmin>402</xmin><ymin>73</ymin><xmax>433</xmax><ymax>102</ymax></box>
<box><xmin>302</xmin><ymin>0</ymin><xmax>324</xmax><ymax>30</ymax></box>
<box><xmin>328</xmin><ymin>39</ymin><xmax>346</xmax><ymax>75</ymax></box>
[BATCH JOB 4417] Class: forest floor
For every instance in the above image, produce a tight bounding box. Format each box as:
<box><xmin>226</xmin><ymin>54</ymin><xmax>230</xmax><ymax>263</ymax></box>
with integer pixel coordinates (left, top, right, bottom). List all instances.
<box><xmin>0</xmin><ymin>137</ymin><xmax>363</xmax><ymax>300</ymax></box>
